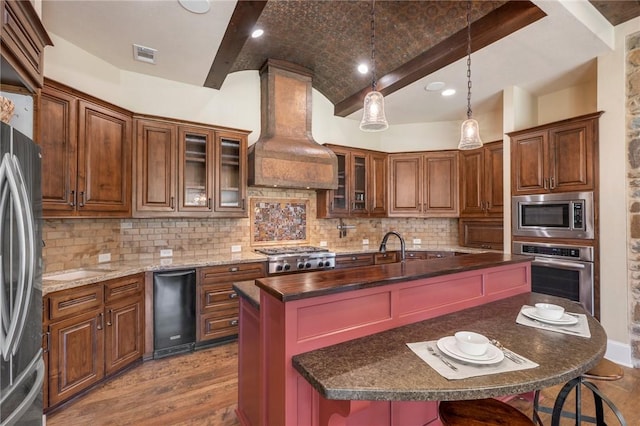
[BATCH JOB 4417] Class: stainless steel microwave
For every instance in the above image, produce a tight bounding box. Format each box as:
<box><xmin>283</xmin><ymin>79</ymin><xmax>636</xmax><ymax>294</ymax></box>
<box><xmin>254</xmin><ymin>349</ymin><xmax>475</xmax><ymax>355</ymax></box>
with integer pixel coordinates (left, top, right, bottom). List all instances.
<box><xmin>512</xmin><ymin>191</ymin><xmax>594</xmax><ymax>239</ymax></box>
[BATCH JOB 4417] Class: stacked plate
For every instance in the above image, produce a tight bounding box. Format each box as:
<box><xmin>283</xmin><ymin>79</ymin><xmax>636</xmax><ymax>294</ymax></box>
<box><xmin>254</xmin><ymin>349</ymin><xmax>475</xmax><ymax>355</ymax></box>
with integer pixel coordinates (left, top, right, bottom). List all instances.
<box><xmin>436</xmin><ymin>336</ymin><xmax>504</xmax><ymax>365</ymax></box>
<box><xmin>521</xmin><ymin>306</ymin><xmax>578</xmax><ymax>326</ymax></box>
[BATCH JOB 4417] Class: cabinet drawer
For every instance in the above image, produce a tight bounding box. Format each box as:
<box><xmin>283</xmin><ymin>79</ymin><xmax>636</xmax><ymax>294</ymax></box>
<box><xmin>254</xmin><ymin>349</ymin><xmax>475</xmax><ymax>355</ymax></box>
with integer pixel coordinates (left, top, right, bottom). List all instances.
<box><xmin>374</xmin><ymin>252</ymin><xmax>397</xmax><ymax>264</ymax></box>
<box><xmin>46</xmin><ymin>284</ymin><xmax>103</xmax><ymax>322</ymax></box>
<box><xmin>334</xmin><ymin>254</ymin><xmax>374</xmax><ymax>269</ymax></box>
<box><xmin>427</xmin><ymin>251</ymin><xmax>454</xmax><ymax>259</ymax></box>
<box><xmin>199</xmin><ymin>262</ymin><xmax>265</xmax><ymax>284</ymax></box>
<box><xmin>406</xmin><ymin>251</ymin><xmax>429</xmax><ymax>260</ymax></box>
<box><xmin>198</xmin><ymin>314</ymin><xmax>239</xmax><ymax>341</ymax></box>
<box><xmin>104</xmin><ymin>274</ymin><xmax>143</xmax><ymax>303</ymax></box>
<box><xmin>200</xmin><ymin>284</ymin><xmax>239</xmax><ymax>313</ymax></box>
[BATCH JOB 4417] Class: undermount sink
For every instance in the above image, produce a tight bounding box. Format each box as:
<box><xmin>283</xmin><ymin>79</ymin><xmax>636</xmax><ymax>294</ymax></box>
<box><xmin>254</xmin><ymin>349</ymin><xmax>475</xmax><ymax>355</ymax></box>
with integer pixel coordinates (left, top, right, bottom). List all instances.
<box><xmin>45</xmin><ymin>268</ymin><xmax>114</xmax><ymax>281</ymax></box>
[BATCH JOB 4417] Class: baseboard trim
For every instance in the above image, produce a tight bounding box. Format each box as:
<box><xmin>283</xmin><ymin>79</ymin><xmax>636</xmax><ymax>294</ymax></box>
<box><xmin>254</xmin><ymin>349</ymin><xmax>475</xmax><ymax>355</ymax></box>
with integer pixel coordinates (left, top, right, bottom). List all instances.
<box><xmin>605</xmin><ymin>339</ymin><xmax>633</xmax><ymax>367</ymax></box>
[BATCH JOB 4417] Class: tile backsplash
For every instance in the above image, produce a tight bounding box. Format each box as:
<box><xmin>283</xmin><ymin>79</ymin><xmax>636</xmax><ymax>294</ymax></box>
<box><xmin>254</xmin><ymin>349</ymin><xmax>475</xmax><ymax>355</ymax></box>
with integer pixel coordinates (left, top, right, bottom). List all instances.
<box><xmin>42</xmin><ymin>188</ymin><xmax>459</xmax><ymax>273</ymax></box>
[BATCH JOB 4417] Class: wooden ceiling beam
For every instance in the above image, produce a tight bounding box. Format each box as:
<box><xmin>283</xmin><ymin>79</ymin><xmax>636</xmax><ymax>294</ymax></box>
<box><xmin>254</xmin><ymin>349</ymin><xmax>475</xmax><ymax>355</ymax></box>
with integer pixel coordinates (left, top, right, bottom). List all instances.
<box><xmin>334</xmin><ymin>1</ymin><xmax>546</xmax><ymax>118</ymax></box>
<box><xmin>203</xmin><ymin>0</ymin><xmax>268</xmax><ymax>89</ymax></box>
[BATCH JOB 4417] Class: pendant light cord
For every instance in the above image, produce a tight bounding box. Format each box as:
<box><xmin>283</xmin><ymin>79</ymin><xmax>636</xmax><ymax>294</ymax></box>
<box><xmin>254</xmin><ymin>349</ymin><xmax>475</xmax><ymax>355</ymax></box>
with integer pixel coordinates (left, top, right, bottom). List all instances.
<box><xmin>466</xmin><ymin>0</ymin><xmax>472</xmax><ymax>120</ymax></box>
<box><xmin>370</xmin><ymin>0</ymin><xmax>377</xmax><ymax>92</ymax></box>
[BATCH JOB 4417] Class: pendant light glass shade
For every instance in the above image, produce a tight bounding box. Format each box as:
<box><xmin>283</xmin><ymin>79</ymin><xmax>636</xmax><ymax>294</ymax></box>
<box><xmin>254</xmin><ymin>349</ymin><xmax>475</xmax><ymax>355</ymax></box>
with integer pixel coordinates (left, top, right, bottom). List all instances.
<box><xmin>458</xmin><ymin>118</ymin><xmax>482</xmax><ymax>150</ymax></box>
<box><xmin>458</xmin><ymin>0</ymin><xmax>482</xmax><ymax>150</ymax></box>
<box><xmin>360</xmin><ymin>0</ymin><xmax>388</xmax><ymax>132</ymax></box>
<box><xmin>360</xmin><ymin>90</ymin><xmax>388</xmax><ymax>131</ymax></box>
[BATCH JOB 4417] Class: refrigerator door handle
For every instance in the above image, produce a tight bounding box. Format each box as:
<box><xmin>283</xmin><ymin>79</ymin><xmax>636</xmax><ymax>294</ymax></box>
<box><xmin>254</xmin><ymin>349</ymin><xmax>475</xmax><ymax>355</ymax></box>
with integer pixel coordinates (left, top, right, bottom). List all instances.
<box><xmin>0</xmin><ymin>350</ymin><xmax>45</xmax><ymax>426</ymax></box>
<box><xmin>0</xmin><ymin>151</ymin><xmax>36</xmax><ymax>360</ymax></box>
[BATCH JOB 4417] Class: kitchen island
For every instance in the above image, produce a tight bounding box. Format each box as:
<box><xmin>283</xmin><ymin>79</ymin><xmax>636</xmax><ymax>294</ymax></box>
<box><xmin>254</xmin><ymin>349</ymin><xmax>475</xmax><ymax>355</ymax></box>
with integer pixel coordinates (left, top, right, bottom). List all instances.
<box><xmin>234</xmin><ymin>252</ymin><xmax>533</xmax><ymax>426</ymax></box>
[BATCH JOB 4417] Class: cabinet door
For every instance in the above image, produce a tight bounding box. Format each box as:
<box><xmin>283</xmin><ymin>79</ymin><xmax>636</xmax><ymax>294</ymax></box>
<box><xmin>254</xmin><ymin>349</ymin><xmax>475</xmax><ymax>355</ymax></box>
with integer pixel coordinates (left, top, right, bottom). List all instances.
<box><xmin>48</xmin><ymin>309</ymin><xmax>104</xmax><ymax>406</ymax></box>
<box><xmin>179</xmin><ymin>126</ymin><xmax>214</xmax><ymax>213</ymax></box>
<box><xmin>459</xmin><ymin>219</ymin><xmax>504</xmax><ymax>250</ymax></box>
<box><xmin>77</xmin><ymin>100</ymin><xmax>132</xmax><ymax>215</ymax></box>
<box><xmin>423</xmin><ymin>151</ymin><xmax>458</xmax><ymax>216</ymax></box>
<box><xmin>350</xmin><ymin>151</ymin><xmax>369</xmax><ymax>216</ymax></box>
<box><xmin>135</xmin><ymin>119</ymin><xmax>177</xmax><ymax>213</ymax></box>
<box><xmin>368</xmin><ymin>152</ymin><xmax>387</xmax><ymax>217</ymax></box>
<box><xmin>318</xmin><ymin>148</ymin><xmax>350</xmax><ymax>217</ymax></box>
<box><xmin>549</xmin><ymin>119</ymin><xmax>595</xmax><ymax>192</ymax></box>
<box><xmin>38</xmin><ymin>85</ymin><xmax>77</xmax><ymax>214</ymax></box>
<box><xmin>215</xmin><ymin>131</ymin><xmax>248</xmax><ymax>216</ymax></box>
<box><xmin>388</xmin><ymin>154</ymin><xmax>422</xmax><ymax>216</ymax></box>
<box><xmin>484</xmin><ymin>142</ymin><xmax>504</xmax><ymax>217</ymax></box>
<box><xmin>104</xmin><ymin>296</ymin><xmax>143</xmax><ymax>375</ymax></box>
<box><xmin>511</xmin><ymin>130</ymin><xmax>548</xmax><ymax>195</ymax></box>
<box><xmin>459</xmin><ymin>149</ymin><xmax>484</xmax><ymax>216</ymax></box>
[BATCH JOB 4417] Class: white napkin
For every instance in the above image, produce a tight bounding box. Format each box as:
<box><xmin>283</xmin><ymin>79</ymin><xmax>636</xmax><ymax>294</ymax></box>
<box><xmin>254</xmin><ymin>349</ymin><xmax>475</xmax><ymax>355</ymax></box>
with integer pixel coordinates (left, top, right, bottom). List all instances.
<box><xmin>516</xmin><ymin>305</ymin><xmax>591</xmax><ymax>338</ymax></box>
<box><xmin>407</xmin><ymin>340</ymin><xmax>539</xmax><ymax>380</ymax></box>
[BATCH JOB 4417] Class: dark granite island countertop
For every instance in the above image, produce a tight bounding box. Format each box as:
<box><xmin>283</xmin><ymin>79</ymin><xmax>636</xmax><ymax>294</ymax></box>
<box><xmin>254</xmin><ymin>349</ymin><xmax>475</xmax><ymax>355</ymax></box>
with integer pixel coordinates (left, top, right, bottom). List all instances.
<box><xmin>292</xmin><ymin>293</ymin><xmax>606</xmax><ymax>402</ymax></box>
<box><xmin>255</xmin><ymin>252</ymin><xmax>530</xmax><ymax>302</ymax></box>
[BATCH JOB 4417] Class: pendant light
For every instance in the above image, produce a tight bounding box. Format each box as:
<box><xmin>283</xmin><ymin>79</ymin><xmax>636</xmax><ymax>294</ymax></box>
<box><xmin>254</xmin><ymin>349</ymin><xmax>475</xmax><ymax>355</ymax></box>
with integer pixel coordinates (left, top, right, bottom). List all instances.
<box><xmin>458</xmin><ymin>0</ymin><xmax>483</xmax><ymax>150</ymax></box>
<box><xmin>360</xmin><ymin>0</ymin><xmax>388</xmax><ymax>132</ymax></box>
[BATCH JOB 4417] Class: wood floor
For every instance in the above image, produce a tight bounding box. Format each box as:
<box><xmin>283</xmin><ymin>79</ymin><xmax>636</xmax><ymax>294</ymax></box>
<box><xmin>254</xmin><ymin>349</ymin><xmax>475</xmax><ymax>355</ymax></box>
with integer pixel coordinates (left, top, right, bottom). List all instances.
<box><xmin>46</xmin><ymin>342</ymin><xmax>639</xmax><ymax>426</ymax></box>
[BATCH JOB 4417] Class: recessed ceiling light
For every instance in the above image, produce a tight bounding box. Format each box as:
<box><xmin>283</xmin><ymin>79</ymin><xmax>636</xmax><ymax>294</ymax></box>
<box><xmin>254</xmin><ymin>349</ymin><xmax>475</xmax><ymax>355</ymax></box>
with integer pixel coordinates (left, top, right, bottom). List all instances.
<box><xmin>441</xmin><ymin>89</ymin><xmax>456</xmax><ymax>97</ymax></box>
<box><xmin>357</xmin><ymin>63</ymin><xmax>369</xmax><ymax>74</ymax></box>
<box><xmin>251</xmin><ymin>28</ymin><xmax>264</xmax><ymax>38</ymax></box>
<box><xmin>425</xmin><ymin>81</ymin><xmax>446</xmax><ymax>92</ymax></box>
<box><xmin>178</xmin><ymin>0</ymin><xmax>210</xmax><ymax>14</ymax></box>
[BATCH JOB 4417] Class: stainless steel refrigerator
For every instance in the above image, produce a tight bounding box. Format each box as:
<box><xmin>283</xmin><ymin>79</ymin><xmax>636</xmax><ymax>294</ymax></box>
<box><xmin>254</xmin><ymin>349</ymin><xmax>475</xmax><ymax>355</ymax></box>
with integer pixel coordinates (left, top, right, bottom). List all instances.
<box><xmin>0</xmin><ymin>122</ymin><xmax>44</xmax><ymax>425</ymax></box>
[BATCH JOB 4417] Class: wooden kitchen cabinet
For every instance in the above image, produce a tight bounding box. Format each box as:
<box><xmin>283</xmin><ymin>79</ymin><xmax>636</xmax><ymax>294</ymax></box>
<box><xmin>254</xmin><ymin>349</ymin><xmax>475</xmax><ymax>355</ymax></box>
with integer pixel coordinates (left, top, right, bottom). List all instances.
<box><xmin>38</xmin><ymin>80</ymin><xmax>133</xmax><ymax>217</ymax></box>
<box><xmin>1</xmin><ymin>0</ymin><xmax>52</xmax><ymax>92</ymax></box>
<box><xmin>44</xmin><ymin>274</ymin><xmax>144</xmax><ymax>409</ymax></box>
<box><xmin>459</xmin><ymin>141</ymin><xmax>503</xmax><ymax>217</ymax></box>
<box><xmin>197</xmin><ymin>262</ymin><xmax>265</xmax><ymax>344</ymax></box>
<box><xmin>509</xmin><ymin>112</ymin><xmax>602</xmax><ymax>195</ymax></box>
<box><xmin>334</xmin><ymin>253</ymin><xmax>375</xmax><ymax>269</ymax></box>
<box><xmin>317</xmin><ymin>145</ymin><xmax>387</xmax><ymax>218</ymax></box>
<box><xmin>134</xmin><ymin>115</ymin><xmax>249</xmax><ymax>217</ymax></box>
<box><xmin>388</xmin><ymin>151</ymin><xmax>459</xmax><ymax>217</ymax></box>
<box><xmin>459</xmin><ymin>218</ymin><xmax>504</xmax><ymax>250</ymax></box>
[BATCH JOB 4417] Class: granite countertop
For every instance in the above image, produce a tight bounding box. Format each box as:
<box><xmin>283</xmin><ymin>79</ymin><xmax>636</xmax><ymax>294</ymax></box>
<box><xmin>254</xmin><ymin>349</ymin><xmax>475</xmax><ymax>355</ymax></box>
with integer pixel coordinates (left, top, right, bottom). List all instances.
<box><xmin>42</xmin><ymin>252</ymin><xmax>268</xmax><ymax>295</ymax></box>
<box><xmin>292</xmin><ymin>292</ymin><xmax>606</xmax><ymax>402</ymax></box>
<box><xmin>255</xmin><ymin>252</ymin><xmax>529</xmax><ymax>302</ymax></box>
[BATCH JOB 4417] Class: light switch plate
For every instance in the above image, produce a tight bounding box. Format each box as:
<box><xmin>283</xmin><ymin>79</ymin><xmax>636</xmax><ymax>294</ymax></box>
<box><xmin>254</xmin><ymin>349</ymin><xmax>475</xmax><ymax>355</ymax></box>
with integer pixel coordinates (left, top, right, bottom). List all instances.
<box><xmin>319</xmin><ymin>241</ymin><xmax>328</xmax><ymax>247</ymax></box>
<box><xmin>231</xmin><ymin>245</ymin><xmax>242</xmax><ymax>253</ymax></box>
<box><xmin>362</xmin><ymin>239</ymin><xmax>369</xmax><ymax>245</ymax></box>
<box><xmin>98</xmin><ymin>253</ymin><xmax>111</xmax><ymax>263</ymax></box>
<box><xmin>413</xmin><ymin>238</ymin><xmax>422</xmax><ymax>245</ymax></box>
<box><xmin>160</xmin><ymin>249</ymin><xmax>173</xmax><ymax>258</ymax></box>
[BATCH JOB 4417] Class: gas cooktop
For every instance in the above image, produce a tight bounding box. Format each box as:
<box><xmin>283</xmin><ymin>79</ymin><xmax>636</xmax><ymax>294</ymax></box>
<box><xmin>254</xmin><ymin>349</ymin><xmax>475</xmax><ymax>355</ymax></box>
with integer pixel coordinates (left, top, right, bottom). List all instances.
<box><xmin>255</xmin><ymin>246</ymin><xmax>336</xmax><ymax>274</ymax></box>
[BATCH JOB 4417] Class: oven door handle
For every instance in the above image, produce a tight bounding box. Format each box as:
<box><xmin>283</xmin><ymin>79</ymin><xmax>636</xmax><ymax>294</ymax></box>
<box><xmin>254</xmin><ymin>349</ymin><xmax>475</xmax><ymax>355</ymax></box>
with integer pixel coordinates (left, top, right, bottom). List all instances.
<box><xmin>533</xmin><ymin>257</ymin><xmax>586</xmax><ymax>269</ymax></box>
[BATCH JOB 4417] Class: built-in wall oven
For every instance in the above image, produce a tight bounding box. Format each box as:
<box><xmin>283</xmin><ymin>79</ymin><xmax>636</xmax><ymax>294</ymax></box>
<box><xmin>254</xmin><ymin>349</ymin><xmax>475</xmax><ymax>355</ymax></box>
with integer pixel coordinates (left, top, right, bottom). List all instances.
<box><xmin>513</xmin><ymin>241</ymin><xmax>594</xmax><ymax>315</ymax></box>
<box><xmin>512</xmin><ymin>191</ymin><xmax>594</xmax><ymax>239</ymax></box>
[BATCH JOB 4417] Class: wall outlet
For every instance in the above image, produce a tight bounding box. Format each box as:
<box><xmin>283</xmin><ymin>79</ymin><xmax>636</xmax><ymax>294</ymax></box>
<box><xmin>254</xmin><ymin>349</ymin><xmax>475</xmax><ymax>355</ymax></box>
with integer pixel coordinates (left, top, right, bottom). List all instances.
<box><xmin>231</xmin><ymin>245</ymin><xmax>242</xmax><ymax>253</ymax></box>
<box><xmin>98</xmin><ymin>253</ymin><xmax>111</xmax><ymax>263</ymax></box>
<box><xmin>412</xmin><ymin>238</ymin><xmax>422</xmax><ymax>245</ymax></box>
<box><xmin>160</xmin><ymin>258</ymin><xmax>173</xmax><ymax>266</ymax></box>
<box><xmin>362</xmin><ymin>239</ymin><xmax>369</xmax><ymax>245</ymax></box>
<box><xmin>160</xmin><ymin>249</ymin><xmax>173</xmax><ymax>258</ymax></box>
<box><xmin>319</xmin><ymin>241</ymin><xmax>328</xmax><ymax>247</ymax></box>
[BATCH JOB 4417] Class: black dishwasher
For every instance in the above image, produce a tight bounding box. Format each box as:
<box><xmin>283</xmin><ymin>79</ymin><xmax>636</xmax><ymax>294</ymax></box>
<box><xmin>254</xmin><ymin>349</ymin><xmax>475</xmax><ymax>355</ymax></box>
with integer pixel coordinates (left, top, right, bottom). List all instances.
<box><xmin>153</xmin><ymin>269</ymin><xmax>196</xmax><ymax>358</ymax></box>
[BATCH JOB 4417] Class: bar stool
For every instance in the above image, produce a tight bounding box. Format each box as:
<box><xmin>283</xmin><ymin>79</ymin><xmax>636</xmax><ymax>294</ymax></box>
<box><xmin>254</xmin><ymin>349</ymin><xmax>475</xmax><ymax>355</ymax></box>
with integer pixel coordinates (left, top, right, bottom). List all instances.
<box><xmin>439</xmin><ymin>398</ymin><xmax>535</xmax><ymax>425</ymax></box>
<box><xmin>533</xmin><ymin>358</ymin><xmax>627</xmax><ymax>425</ymax></box>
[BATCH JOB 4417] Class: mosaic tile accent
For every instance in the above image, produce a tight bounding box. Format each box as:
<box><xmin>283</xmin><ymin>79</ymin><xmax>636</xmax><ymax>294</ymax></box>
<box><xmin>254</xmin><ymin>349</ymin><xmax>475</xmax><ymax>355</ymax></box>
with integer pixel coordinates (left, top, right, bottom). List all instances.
<box><xmin>251</xmin><ymin>198</ymin><xmax>308</xmax><ymax>244</ymax></box>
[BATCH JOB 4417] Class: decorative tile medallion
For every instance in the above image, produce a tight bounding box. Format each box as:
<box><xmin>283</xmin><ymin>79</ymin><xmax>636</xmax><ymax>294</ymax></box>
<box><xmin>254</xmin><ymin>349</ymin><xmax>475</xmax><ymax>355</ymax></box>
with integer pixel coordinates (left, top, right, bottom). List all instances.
<box><xmin>251</xmin><ymin>198</ymin><xmax>308</xmax><ymax>245</ymax></box>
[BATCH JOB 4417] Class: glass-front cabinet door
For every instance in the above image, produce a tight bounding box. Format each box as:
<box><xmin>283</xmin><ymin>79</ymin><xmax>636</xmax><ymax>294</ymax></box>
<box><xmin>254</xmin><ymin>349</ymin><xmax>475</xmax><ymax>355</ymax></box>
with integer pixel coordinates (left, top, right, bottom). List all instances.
<box><xmin>178</xmin><ymin>126</ymin><xmax>214</xmax><ymax>212</ymax></box>
<box><xmin>328</xmin><ymin>149</ymin><xmax>349</xmax><ymax>216</ymax></box>
<box><xmin>215</xmin><ymin>131</ymin><xmax>247</xmax><ymax>216</ymax></box>
<box><xmin>351</xmin><ymin>152</ymin><xmax>368</xmax><ymax>215</ymax></box>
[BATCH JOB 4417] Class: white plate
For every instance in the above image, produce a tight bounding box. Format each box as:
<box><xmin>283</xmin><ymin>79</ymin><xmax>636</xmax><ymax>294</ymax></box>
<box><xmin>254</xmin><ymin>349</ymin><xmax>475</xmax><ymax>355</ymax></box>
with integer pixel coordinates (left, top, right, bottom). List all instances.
<box><xmin>437</xmin><ymin>336</ymin><xmax>504</xmax><ymax>365</ymax></box>
<box><xmin>521</xmin><ymin>307</ymin><xmax>579</xmax><ymax>325</ymax></box>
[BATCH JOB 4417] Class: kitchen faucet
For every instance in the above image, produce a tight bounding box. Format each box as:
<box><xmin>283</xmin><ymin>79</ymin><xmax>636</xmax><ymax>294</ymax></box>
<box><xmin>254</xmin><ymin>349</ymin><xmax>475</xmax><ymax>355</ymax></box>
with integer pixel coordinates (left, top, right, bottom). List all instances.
<box><xmin>379</xmin><ymin>231</ymin><xmax>406</xmax><ymax>262</ymax></box>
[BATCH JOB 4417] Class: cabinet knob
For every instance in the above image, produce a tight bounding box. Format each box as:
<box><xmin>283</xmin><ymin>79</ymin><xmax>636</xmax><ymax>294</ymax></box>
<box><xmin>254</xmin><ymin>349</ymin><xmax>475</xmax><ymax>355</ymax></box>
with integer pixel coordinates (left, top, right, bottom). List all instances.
<box><xmin>229</xmin><ymin>292</ymin><xmax>238</xmax><ymax>299</ymax></box>
<box><xmin>351</xmin><ymin>256</ymin><xmax>357</xmax><ymax>261</ymax></box>
<box><xmin>97</xmin><ymin>312</ymin><xmax>104</xmax><ymax>330</ymax></box>
<box><xmin>107</xmin><ymin>309</ymin><xmax>113</xmax><ymax>326</ymax></box>
<box><xmin>79</xmin><ymin>191</ymin><xmax>85</xmax><ymax>207</ymax></box>
<box><xmin>229</xmin><ymin>319</ymin><xmax>239</xmax><ymax>326</ymax></box>
<box><xmin>229</xmin><ymin>266</ymin><xmax>239</xmax><ymax>272</ymax></box>
<box><xmin>70</xmin><ymin>190</ymin><xmax>76</xmax><ymax>207</ymax></box>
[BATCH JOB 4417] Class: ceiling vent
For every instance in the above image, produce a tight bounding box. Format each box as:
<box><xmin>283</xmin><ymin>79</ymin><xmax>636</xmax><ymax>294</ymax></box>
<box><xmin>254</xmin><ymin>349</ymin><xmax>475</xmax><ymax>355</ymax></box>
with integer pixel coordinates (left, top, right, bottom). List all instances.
<box><xmin>133</xmin><ymin>44</ymin><xmax>157</xmax><ymax>64</ymax></box>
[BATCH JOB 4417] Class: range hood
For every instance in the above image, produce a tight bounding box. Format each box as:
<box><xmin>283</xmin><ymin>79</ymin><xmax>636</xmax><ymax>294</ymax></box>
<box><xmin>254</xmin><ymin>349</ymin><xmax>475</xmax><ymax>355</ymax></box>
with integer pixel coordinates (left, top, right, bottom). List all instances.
<box><xmin>248</xmin><ymin>59</ymin><xmax>338</xmax><ymax>190</ymax></box>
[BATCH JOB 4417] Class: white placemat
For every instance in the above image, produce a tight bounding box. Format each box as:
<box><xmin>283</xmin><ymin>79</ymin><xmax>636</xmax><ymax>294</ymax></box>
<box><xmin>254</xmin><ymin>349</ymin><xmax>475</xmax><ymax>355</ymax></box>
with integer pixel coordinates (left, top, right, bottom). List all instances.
<box><xmin>407</xmin><ymin>340</ymin><xmax>539</xmax><ymax>380</ymax></box>
<box><xmin>516</xmin><ymin>305</ymin><xmax>591</xmax><ymax>338</ymax></box>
